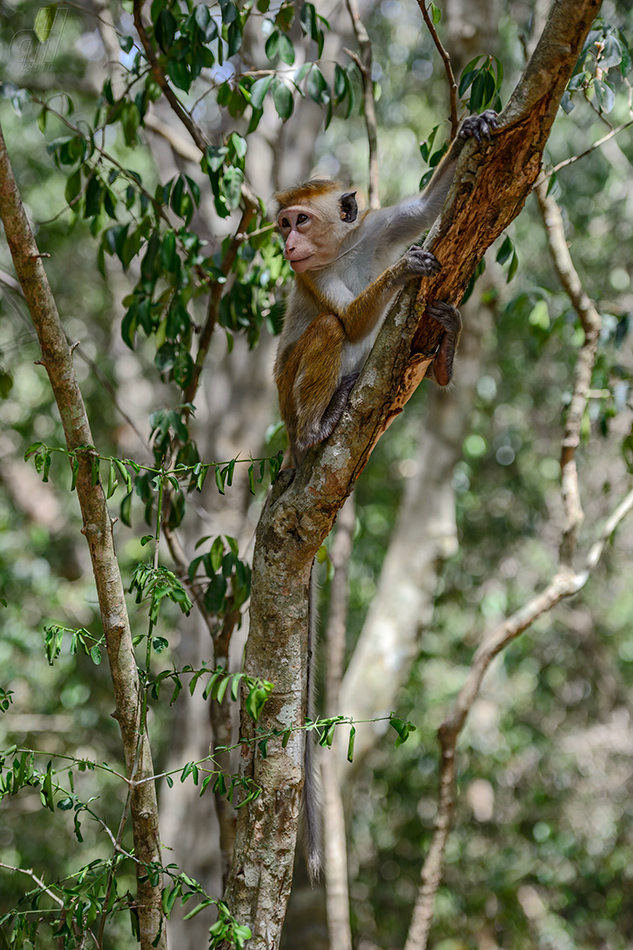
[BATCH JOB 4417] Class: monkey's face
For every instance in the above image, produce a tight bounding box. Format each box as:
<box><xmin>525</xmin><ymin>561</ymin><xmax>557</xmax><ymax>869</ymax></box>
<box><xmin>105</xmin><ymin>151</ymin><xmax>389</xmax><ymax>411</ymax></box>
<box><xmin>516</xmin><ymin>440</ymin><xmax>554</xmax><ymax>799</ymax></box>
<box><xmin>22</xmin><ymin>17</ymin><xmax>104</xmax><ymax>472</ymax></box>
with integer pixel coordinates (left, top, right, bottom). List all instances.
<box><xmin>277</xmin><ymin>204</ymin><xmax>334</xmax><ymax>273</ymax></box>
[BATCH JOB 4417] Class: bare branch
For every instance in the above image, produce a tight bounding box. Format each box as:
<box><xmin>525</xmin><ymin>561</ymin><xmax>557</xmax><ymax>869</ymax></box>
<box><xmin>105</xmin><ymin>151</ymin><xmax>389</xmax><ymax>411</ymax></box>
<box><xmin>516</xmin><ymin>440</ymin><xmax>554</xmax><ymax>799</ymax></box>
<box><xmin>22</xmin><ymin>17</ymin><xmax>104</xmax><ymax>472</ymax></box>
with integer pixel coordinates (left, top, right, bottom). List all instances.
<box><xmin>548</xmin><ymin>118</ymin><xmax>633</xmax><ymax>176</ymax></box>
<box><xmin>416</xmin><ymin>1</ymin><xmax>458</xmax><ymax>137</ymax></box>
<box><xmin>345</xmin><ymin>0</ymin><xmax>380</xmax><ymax>208</ymax></box>
<box><xmin>0</xmin><ymin>121</ymin><xmax>166</xmax><ymax>950</ymax></box>
<box><xmin>534</xmin><ymin>175</ymin><xmax>601</xmax><ymax>564</ymax></box>
<box><xmin>323</xmin><ymin>496</ymin><xmax>355</xmax><ymax>949</ymax></box>
<box><xmin>0</xmin><ymin>863</ymin><xmax>64</xmax><ymax>908</ymax></box>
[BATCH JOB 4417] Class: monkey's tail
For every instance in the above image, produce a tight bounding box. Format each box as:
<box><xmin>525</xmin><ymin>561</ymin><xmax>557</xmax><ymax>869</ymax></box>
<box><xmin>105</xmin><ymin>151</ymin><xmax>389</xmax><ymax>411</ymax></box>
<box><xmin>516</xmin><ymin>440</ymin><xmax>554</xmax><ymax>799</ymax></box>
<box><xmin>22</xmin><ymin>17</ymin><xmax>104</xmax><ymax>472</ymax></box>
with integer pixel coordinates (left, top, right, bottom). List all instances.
<box><xmin>303</xmin><ymin>561</ymin><xmax>323</xmax><ymax>883</ymax></box>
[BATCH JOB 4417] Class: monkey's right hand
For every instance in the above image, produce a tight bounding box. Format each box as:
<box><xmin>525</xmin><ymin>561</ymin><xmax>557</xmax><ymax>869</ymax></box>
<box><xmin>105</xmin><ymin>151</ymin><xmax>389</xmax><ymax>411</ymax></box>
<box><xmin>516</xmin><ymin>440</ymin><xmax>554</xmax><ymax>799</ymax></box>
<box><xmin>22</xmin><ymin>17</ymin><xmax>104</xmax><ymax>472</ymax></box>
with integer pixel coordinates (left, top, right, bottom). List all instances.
<box><xmin>399</xmin><ymin>246</ymin><xmax>442</xmax><ymax>282</ymax></box>
<box><xmin>459</xmin><ymin>109</ymin><xmax>499</xmax><ymax>144</ymax></box>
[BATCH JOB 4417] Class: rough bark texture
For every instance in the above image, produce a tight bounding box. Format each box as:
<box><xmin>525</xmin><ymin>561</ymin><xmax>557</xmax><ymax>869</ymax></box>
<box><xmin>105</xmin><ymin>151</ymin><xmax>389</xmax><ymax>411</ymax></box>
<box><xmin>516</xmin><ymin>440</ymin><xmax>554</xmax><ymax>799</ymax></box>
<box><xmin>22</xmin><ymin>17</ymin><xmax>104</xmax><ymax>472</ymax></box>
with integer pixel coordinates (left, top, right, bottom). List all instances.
<box><xmin>0</xmin><ymin>121</ymin><xmax>167</xmax><ymax>950</ymax></box>
<box><xmin>224</xmin><ymin>1</ymin><xmax>602</xmax><ymax>945</ymax></box>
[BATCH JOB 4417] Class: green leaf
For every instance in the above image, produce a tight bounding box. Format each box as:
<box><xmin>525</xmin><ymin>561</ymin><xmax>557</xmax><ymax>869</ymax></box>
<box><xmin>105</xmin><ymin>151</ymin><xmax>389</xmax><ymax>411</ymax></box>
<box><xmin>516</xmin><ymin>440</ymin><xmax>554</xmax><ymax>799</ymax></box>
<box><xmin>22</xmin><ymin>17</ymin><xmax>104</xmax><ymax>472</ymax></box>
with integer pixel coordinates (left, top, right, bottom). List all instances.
<box><xmin>250</xmin><ymin>75</ymin><xmax>273</xmax><ymax>109</ymax></box>
<box><xmin>155</xmin><ymin>8</ymin><xmax>177</xmax><ymax>53</ymax></box>
<box><xmin>114</xmin><ymin>458</ymin><xmax>132</xmax><ymax>493</ymax></box>
<box><xmin>334</xmin><ymin>63</ymin><xmax>349</xmax><ymax>104</ymax></box>
<box><xmin>160</xmin><ymin>229</ymin><xmax>178</xmax><ymax>271</ymax></box>
<box><xmin>347</xmin><ymin>725</ymin><xmax>355</xmax><ymax>762</ymax></box>
<box><xmin>277</xmin><ymin>32</ymin><xmax>295</xmax><ymax>65</ymax></box>
<box><xmin>228</xmin><ymin>131</ymin><xmax>247</xmax><ymax>160</ymax></box>
<box><xmin>265</xmin><ymin>30</ymin><xmax>280</xmax><ymax>60</ymax></box>
<box><xmin>245</xmin><ymin>683</ymin><xmax>273</xmax><ymax>721</ymax></box>
<box><xmin>34</xmin><ymin>5</ymin><xmax>56</xmax><ymax>43</ymax></box>
<box><xmin>120</xmin><ymin>491</ymin><xmax>133</xmax><ymax>527</ymax></box>
<box><xmin>272</xmin><ymin>82</ymin><xmax>293</xmax><ymax>120</ymax></box>
<box><xmin>306</xmin><ymin>64</ymin><xmax>330</xmax><ymax>105</ymax></box>
<box><xmin>106</xmin><ymin>460</ymin><xmax>118</xmax><ymax>499</ymax></box>
<box><xmin>507</xmin><ymin>249</ymin><xmax>519</xmax><ymax>282</ymax></box>
<box><xmin>496</xmin><ymin>235</ymin><xmax>513</xmax><ymax>266</ymax></box>
<box><xmin>389</xmin><ymin>714</ymin><xmax>416</xmax><ymax>747</ymax></box>
<box><xmin>65</xmin><ymin>167</ymin><xmax>82</xmax><ymax>206</ymax></box>
<box><xmin>594</xmin><ymin>77</ymin><xmax>615</xmax><ymax>113</ymax></box>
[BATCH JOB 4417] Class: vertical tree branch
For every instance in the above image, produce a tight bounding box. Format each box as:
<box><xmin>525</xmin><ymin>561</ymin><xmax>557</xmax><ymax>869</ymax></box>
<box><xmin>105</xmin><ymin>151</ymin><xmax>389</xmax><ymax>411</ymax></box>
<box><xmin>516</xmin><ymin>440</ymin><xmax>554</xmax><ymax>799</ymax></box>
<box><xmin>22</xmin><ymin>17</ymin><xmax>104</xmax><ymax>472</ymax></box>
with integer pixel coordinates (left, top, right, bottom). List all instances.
<box><xmin>534</xmin><ymin>175</ymin><xmax>602</xmax><ymax>566</ymax></box>
<box><xmin>345</xmin><ymin>0</ymin><xmax>380</xmax><ymax>208</ymax></box>
<box><xmin>133</xmin><ymin>0</ymin><xmax>208</xmax><ymax>152</ymax></box>
<box><xmin>323</xmin><ymin>496</ymin><xmax>355</xmax><ymax>950</ymax></box>
<box><xmin>416</xmin><ymin>1</ymin><xmax>458</xmax><ymax>137</ymax></box>
<box><xmin>0</xmin><ymin>121</ymin><xmax>167</xmax><ymax>950</ymax></box>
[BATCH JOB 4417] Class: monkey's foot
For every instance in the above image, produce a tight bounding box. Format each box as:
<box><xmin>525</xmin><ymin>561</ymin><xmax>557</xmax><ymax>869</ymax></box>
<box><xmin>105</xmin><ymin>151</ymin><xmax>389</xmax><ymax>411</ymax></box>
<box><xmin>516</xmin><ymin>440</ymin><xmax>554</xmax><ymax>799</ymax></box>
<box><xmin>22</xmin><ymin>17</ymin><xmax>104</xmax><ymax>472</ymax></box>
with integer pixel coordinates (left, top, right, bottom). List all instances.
<box><xmin>427</xmin><ymin>300</ymin><xmax>462</xmax><ymax>335</ymax></box>
<box><xmin>296</xmin><ymin>372</ymin><xmax>359</xmax><ymax>456</ymax></box>
<box><xmin>459</xmin><ymin>109</ymin><xmax>499</xmax><ymax>144</ymax></box>
<box><xmin>426</xmin><ymin>301</ymin><xmax>462</xmax><ymax>387</ymax></box>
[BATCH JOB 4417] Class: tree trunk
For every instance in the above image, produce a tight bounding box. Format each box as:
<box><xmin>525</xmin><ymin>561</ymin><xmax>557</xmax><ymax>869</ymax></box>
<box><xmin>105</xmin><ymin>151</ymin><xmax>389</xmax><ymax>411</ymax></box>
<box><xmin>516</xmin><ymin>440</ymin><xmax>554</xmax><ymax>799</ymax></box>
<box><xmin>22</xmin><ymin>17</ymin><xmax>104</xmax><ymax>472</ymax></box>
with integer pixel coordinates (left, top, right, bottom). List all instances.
<box><xmin>0</xmin><ymin>122</ymin><xmax>167</xmax><ymax>950</ymax></box>
<box><xmin>224</xmin><ymin>1</ymin><xmax>603</xmax><ymax>945</ymax></box>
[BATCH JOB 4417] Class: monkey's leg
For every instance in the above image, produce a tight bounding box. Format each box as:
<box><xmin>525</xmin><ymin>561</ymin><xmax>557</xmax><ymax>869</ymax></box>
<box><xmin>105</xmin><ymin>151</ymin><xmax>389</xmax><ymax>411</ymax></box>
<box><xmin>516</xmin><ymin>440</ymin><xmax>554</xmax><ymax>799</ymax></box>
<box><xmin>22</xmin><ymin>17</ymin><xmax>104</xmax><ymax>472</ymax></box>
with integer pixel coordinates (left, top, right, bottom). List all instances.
<box><xmin>425</xmin><ymin>301</ymin><xmax>462</xmax><ymax>386</ymax></box>
<box><xmin>277</xmin><ymin>312</ymin><xmax>347</xmax><ymax>459</ymax></box>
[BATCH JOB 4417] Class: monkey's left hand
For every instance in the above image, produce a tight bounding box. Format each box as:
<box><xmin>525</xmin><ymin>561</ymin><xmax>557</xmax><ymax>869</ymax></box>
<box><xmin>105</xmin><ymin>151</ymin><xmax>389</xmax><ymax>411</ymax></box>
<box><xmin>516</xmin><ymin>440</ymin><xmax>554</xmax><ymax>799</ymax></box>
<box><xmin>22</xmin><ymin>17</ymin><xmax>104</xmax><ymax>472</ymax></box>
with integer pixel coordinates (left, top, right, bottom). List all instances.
<box><xmin>400</xmin><ymin>246</ymin><xmax>442</xmax><ymax>281</ymax></box>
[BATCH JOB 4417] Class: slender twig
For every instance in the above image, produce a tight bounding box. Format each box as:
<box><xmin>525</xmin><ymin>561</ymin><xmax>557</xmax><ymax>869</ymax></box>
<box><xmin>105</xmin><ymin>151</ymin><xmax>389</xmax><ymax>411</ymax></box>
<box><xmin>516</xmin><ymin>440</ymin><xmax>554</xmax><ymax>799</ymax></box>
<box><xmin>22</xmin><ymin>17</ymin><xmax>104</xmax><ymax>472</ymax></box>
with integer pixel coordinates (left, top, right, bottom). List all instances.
<box><xmin>0</xmin><ymin>864</ymin><xmax>99</xmax><ymax>948</ymax></box>
<box><xmin>547</xmin><ymin>118</ymin><xmax>633</xmax><ymax>176</ymax></box>
<box><xmin>132</xmin><ymin>0</ymin><xmax>209</xmax><ymax>152</ymax></box>
<box><xmin>535</xmin><ymin>175</ymin><xmax>601</xmax><ymax>564</ymax></box>
<box><xmin>416</xmin><ymin>1</ymin><xmax>458</xmax><ymax>138</ymax></box>
<box><xmin>345</xmin><ymin>0</ymin><xmax>380</xmax><ymax>207</ymax></box>
<box><xmin>0</xmin><ymin>864</ymin><xmax>65</xmax><ymax>908</ymax></box>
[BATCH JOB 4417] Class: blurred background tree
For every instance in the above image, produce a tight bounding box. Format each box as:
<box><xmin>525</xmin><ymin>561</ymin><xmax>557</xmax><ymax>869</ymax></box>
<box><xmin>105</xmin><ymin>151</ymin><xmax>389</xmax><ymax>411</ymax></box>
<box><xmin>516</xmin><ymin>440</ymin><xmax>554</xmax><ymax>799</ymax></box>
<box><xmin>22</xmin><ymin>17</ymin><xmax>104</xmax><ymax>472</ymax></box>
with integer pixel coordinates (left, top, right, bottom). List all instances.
<box><xmin>0</xmin><ymin>0</ymin><xmax>632</xmax><ymax>948</ymax></box>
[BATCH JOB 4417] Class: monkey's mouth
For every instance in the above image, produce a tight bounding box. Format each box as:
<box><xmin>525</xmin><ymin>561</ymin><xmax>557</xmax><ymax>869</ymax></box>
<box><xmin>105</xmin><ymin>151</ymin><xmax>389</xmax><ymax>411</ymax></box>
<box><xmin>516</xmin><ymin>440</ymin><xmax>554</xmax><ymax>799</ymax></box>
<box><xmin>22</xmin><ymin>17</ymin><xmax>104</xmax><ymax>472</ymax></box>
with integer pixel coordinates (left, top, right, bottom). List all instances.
<box><xmin>288</xmin><ymin>255</ymin><xmax>313</xmax><ymax>271</ymax></box>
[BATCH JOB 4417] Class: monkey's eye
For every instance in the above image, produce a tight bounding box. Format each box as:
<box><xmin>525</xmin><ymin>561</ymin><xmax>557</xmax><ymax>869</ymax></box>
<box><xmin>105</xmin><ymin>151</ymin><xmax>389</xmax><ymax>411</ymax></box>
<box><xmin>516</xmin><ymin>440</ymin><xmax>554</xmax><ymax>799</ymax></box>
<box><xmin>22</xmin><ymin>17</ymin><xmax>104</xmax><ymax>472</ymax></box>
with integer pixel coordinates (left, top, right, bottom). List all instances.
<box><xmin>280</xmin><ymin>217</ymin><xmax>290</xmax><ymax>230</ymax></box>
<box><xmin>297</xmin><ymin>213</ymin><xmax>309</xmax><ymax>224</ymax></box>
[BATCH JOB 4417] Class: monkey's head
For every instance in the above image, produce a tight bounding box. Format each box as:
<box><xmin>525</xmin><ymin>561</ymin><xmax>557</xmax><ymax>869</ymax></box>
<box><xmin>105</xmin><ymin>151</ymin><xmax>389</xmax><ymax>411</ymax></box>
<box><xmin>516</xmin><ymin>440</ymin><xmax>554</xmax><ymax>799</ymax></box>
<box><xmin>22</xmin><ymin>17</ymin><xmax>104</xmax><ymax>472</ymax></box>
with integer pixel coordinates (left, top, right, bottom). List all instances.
<box><xmin>275</xmin><ymin>179</ymin><xmax>359</xmax><ymax>273</ymax></box>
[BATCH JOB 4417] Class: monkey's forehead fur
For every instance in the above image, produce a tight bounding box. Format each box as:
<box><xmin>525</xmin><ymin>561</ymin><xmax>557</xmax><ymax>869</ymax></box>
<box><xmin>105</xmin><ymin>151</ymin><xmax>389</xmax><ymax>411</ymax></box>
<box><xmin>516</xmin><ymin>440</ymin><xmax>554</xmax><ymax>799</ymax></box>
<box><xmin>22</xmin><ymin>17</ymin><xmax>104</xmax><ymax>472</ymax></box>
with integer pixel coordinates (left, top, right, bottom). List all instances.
<box><xmin>274</xmin><ymin>178</ymin><xmax>345</xmax><ymax>210</ymax></box>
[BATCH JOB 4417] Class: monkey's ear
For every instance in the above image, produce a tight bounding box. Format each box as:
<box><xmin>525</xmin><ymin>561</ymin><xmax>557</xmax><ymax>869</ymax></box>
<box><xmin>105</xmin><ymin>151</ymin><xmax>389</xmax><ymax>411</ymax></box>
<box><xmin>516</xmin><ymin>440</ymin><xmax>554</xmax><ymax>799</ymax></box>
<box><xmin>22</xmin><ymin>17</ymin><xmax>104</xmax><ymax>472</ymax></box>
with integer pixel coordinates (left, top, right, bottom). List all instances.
<box><xmin>339</xmin><ymin>191</ymin><xmax>358</xmax><ymax>223</ymax></box>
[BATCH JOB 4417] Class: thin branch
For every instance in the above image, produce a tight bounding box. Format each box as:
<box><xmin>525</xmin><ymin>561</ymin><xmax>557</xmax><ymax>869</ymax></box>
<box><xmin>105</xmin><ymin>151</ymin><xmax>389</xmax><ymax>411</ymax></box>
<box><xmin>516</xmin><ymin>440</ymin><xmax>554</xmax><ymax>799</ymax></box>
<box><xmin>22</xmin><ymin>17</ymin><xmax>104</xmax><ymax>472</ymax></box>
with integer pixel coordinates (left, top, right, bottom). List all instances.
<box><xmin>0</xmin><ymin>863</ymin><xmax>64</xmax><ymax>908</ymax></box>
<box><xmin>416</xmin><ymin>1</ymin><xmax>458</xmax><ymax>138</ymax></box>
<box><xmin>534</xmin><ymin>175</ymin><xmax>601</xmax><ymax>565</ymax></box>
<box><xmin>345</xmin><ymin>0</ymin><xmax>380</xmax><ymax>208</ymax></box>
<box><xmin>547</xmin><ymin>118</ymin><xmax>633</xmax><ymax>176</ymax></box>
<box><xmin>144</xmin><ymin>112</ymin><xmax>202</xmax><ymax>163</ymax></box>
<box><xmin>323</xmin><ymin>496</ymin><xmax>355</xmax><ymax>950</ymax></box>
<box><xmin>132</xmin><ymin>0</ymin><xmax>209</xmax><ymax>153</ymax></box>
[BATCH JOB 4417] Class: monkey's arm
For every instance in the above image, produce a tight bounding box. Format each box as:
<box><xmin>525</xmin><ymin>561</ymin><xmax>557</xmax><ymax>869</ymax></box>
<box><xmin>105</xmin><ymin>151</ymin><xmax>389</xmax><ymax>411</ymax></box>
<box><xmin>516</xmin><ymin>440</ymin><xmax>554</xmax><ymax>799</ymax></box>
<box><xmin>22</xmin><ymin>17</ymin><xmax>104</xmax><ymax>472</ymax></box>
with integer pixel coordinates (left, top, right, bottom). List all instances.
<box><xmin>341</xmin><ymin>246</ymin><xmax>441</xmax><ymax>343</ymax></box>
<box><xmin>364</xmin><ymin>110</ymin><xmax>499</xmax><ymax>251</ymax></box>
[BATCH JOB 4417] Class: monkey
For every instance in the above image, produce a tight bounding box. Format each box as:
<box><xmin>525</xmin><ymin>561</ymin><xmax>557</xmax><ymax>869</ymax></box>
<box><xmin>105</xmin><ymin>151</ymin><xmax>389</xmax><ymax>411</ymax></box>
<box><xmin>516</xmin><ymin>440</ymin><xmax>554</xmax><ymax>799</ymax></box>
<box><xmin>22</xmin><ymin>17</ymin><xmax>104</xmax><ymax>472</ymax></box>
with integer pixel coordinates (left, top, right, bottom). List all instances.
<box><xmin>273</xmin><ymin>110</ymin><xmax>498</xmax><ymax>880</ymax></box>
<box><xmin>274</xmin><ymin>109</ymin><xmax>498</xmax><ymax>467</ymax></box>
